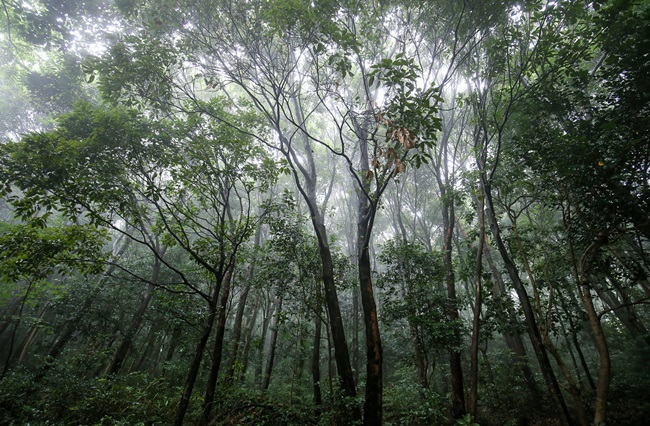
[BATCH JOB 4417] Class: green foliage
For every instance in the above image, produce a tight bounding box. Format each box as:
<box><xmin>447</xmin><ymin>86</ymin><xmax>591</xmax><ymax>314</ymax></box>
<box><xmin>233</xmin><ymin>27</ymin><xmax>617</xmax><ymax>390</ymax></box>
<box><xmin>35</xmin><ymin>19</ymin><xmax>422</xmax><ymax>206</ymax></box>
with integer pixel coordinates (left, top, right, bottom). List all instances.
<box><xmin>258</xmin><ymin>193</ymin><xmax>323</xmax><ymax>303</ymax></box>
<box><xmin>261</xmin><ymin>0</ymin><xmax>361</xmax><ymax>51</ymax></box>
<box><xmin>0</xmin><ymin>223</ymin><xmax>107</xmax><ymax>282</ymax></box>
<box><xmin>378</xmin><ymin>239</ymin><xmax>462</xmax><ymax>351</ymax></box>
<box><xmin>478</xmin><ymin>348</ymin><xmax>539</xmax><ymax>423</ymax></box>
<box><xmin>197</xmin><ymin>386</ymin><xmax>318</xmax><ymax>425</ymax></box>
<box><xmin>90</xmin><ymin>34</ymin><xmax>178</xmax><ymax>110</ymax></box>
<box><xmin>369</xmin><ymin>53</ymin><xmax>443</xmax><ymax>170</ymax></box>
<box><xmin>0</xmin><ymin>102</ymin><xmax>164</xmax><ymax>223</ymax></box>
<box><xmin>383</xmin><ymin>375</ymin><xmax>447</xmax><ymax>425</ymax></box>
<box><xmin>0</xmin><ymin>369</ymin><xmax>178</xmax><ymax>425</ymax></box>
<box><xmin>511</xmin><ymin>0</ymin><xmax>650</xmax><ymax>240</ymax></box>
<box><xmin>455</xmin><ymin>414</ymin><xmax>480</xmax><ymax>426</ymax></box>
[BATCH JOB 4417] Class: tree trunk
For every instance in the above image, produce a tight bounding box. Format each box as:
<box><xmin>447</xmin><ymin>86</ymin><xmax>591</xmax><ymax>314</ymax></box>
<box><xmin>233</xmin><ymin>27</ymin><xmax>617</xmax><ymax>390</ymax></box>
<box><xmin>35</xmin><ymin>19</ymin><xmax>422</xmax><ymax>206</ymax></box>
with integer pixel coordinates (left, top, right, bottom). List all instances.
<box><xmin>441</xmin><ymin>194</ymin><xmax>466</xmax><ymax>419</ymax></box>
<box><xmin>262</xmin><ymin>295</ymin><xmax>283</xmax><ymax>391</ymax></box>
<box><xmin>408</xmin><ymin>320</ymin><xmax>428</xmax><ymax>389</ymax></box>
<box><xmin>45</xmin><ymin>235</ymin><xmax>132</xmax><ymax>365</ymax></box>
<box><xmin>469</xmin><ymin>188</ymin><xmax>485</xmax><ymax>419</ymax></box>
<box><xmin>1</xmin><ymin>279</ymin><xmax>36</xmax><ymax>380</ymax></box>
<box><xmin>543</xmin><ymin>333</ymin><xmax>590</xmax><ymax>426</ymax></box>
<box><xmin>132</xmin><ymin>323</ymin><xmax>159</xmax><ymax>373</ymax></box>
<box><xmin>609</xmin><ymin>246</ymin><xmax>650</xmax><ymax>295</ymax></box>
<box><xmin>105</xmin><ymin>251</ymin><xmax>162</xmax><ymax>376</ymax></box>
<box><xmin>162</xmin><ymin>326</ymin><xmax>181</xmax><ymax>377</ymax></box>
<box><xmin>484</xmin><ymin>242</ymin><xmax>543</xmax><ymax>401</ymax></box>
<box><xmin>483</xmin><ymin>181</ymin><xmax>572</xmax><ymax>426</ymax></box>
<box><xmin>16</xmin><ymin>305</ymin><xmax>48</xmax><ymax>366</ymax></box>
<box><xmin>280</xmin><ymin>112</ymin><xmax>359</xmax><ymax>419</ymax></box>
<box><xmin>240</xmin><ymin>294</ymin><xmax>260</xmax><ymax>381</ymax></box>
<box><xmin>200</xmin><ymin>268</ymin><xmax>234</xmax><ymax>426</ymax></box>
<box><xmin>314</xmin><ymin>222</ymin><xmax>359</xmax><ymax>412</ymax></box>
<box><xmin>312</xmin><ymin>284</ymin><xmax>323</xmax><ymax>406</ymax></box>
<box><xmin>352</xmin><ymin>287</ymin><xmax>360</xmax><ymax>385</ymax></box>
<box><xmin>599</xmin><ymin>282</ymin><xmax>650</xmax><ymax>347</ymax></box>
<box><xmin>226</xmin><ymin>223</ymin><xmax>262</xmax><ymax>383</ymax></box>
<box><xmin>225</xmin><ymin>282</ymin><xmax>252</xmax><ymax>381</ymax></box>
<box><xmin>579</xmin><ymin>242</ymin><xmax>611</xmax><ymax>426</ymax></box>
<box><xmin>0</xmin><ymin>298</ymin><xmax>21</xmax><ymax>339</ymax></box>
<box><xmin>173</xmin><ymin>300</ymin><xmax>218</xmax><ymax>426</ymax></box>
<box><xmin>256</xmin><ymin>295</ymin><xmax>273</xmax><ymax>386</ymax></box>
<box><xmin>358</xmin><ymin>238</ymin><xmax>383</xmax><ymax>425</ymax></box>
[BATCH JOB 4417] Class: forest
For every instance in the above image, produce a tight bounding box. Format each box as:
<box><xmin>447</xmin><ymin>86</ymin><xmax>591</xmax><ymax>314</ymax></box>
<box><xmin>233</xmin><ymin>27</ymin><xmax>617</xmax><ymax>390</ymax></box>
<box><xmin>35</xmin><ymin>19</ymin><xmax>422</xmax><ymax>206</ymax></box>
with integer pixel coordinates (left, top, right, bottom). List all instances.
<box><xmin>0</xmin><ymin>0</ymin><xmax>648</xmax><ymax>425</ymax></box>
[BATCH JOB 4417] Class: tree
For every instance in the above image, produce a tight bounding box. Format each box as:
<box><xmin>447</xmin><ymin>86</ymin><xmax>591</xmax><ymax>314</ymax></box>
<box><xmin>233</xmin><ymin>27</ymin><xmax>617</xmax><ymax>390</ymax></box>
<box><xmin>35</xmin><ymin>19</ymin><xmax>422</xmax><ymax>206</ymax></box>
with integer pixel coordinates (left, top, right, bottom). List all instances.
<box><xmin>0</xmin><ymin>222</ymin><xmax>106</xmax><ymax>378</ymax></box>
<box><xmin>0</xmin><ymin>100</ymin><xmax>279</xmax><ymax>424</ymax></box>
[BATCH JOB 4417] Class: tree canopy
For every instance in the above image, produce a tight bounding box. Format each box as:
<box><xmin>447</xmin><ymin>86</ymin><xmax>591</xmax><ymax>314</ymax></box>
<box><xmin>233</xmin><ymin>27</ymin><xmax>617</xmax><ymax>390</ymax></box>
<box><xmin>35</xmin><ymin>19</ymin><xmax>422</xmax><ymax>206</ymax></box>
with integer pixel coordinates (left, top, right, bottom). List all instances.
<box><xmin>0</xmin><ymin>1</ymin><xmax>648</xmax><ymax>425</ymax></box>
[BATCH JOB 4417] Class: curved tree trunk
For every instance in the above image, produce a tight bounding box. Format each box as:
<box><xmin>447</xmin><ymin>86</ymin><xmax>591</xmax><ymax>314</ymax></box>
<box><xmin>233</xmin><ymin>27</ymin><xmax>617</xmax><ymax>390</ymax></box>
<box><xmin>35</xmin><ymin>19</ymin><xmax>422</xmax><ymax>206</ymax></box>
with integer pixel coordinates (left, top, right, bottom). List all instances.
<box><xmin>484</xmin><ymin>242</ymin><xmax>543</xmax><ymax>401</ymax></box>
<box><xmin>483</xmin><ymin>181</ymin><xmax>572</xmax><ymax>426</ymax></box>
<box><xmin>280</xmin><ymin>124</ymin><xmax>359</xmax><ymax>420</ymax></box>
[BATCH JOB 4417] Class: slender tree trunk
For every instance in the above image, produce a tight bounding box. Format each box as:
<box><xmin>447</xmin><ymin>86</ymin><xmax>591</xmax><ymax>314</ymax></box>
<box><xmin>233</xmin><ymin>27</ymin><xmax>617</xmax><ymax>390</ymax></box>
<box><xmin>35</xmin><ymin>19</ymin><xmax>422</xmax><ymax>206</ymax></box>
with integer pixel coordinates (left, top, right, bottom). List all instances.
<box><xmin>226</xmin><ymin>223</ymin><xmax>262</xmax><ymax>383</ymax></box>
<box><xmin>325</xmin><ymin>306</ymin><xmax>335</xmax><ymax>395</ymax></box>
<box><xmin>256</xmin><ymin>295</ymin><xmax>273</xmax><ymax>385</ymax></box>
<box><xmin>352</xmin><ymin>111</ymin><xmax>384</xmax><ymax>425</ymax></box>
<box><xmin>128</xmin><ymin>324</ymin><xmax>158</xmax><ymax>373</ymax></box>
<box><xmin>225</xmin><ymin>282</ymin><xmax>252</xmax><ymax>380</ymax></box>
<box><xmin>45</xmin><ymin>236</ymin><xmax>132</xmax><ymax>366</ymax></box>
<box><xmin>352</xmin><ymin>287</ymin><xmax>360</xmax><ymax>385</ymax></box>
<box><xmin>441</xmin><ymin>195</ymin><xmax>466</xmax><ymax>419</ymax></box>
<box><xmin>483</xmin><ymin>181</ymin><xmax>572</xmax><ymax>426</ymax></box>
<box><xmin>543</xmin><ymin>333</ymin><xmax>590</xmax><ymax>426</ymax></box>
<box><xmin>1</xmin><ymin>278</ymin><xmax>36</xmax><ymax>380</ymax></box>
<box><xmin>133</xmin><ymin>324</ymin><xmax>158</xmax><ymax>372</ymax></box>
<box><xmin>484</xmin><ymin>243</ymin><xmax>542</xmax><ymax>401</ymax></box>
<box><xmin>579</xmin><ymin>242</ymin><xmax>611</xmax><ymax>426</ymax></box>
<box><xmin>408</xmin><ymin>320</ymin><xmax>428</xmax><ymax>389</ymax></box>
<box><xmin>599</xmin><ymin>282</ymin><xmax>650</xmax><ymax>346</ymax></box>
<box><xmin>511</xmin><ymin>213</ymin><xmax>587</xmax><ymax>419</ymax></box>
<box><xmin>560</xmin><ymin>295</ymin><xmax>597</xmax><ymax>391</ymax></box>
<box><xmin>279</xmin><ymin>117</ymin><xmax>359</xmax><ymax>417</ymax></box>
<box><xmin>240</xmin><ymin>294</ymin><xmax>260</xmax><ymax>381</ymax></box>
<box><xmin>16</xmin><ymin>305</ymin><xmax>48</xmax><ymax>366</ymax></box>
<box><xmin>358</xmin><ymin>236</ymin><xmax>383</xmax><ymax>425</ymax></box>
<box><xmin>313</xmin><ymin>282</ymin><xmax>323</xmax><ymax>406</ymax></box>
<box><xmin>105</xmin><ymin>251</ymin><xmax>162</xmax><ymax>376</ymax></box>
<box><xmin>609</xmin><ymin>246</ymin><xmax>650</xmax><ymax>295</ymax></box>
<box><xmin>314</xmin><ymin>223</ymin><xmax>359</xmax><ymax>412</ymax></box>
<box><xmin>173</xmin><ymin>299</ymin><xmax>218</xmax><ymax>426</ymax></box>
<box><xmin>162</xmin><ymin>326</ymin><xmax>181</xmax><ymax>377</ymax></box>
<box><xmin>262</xmin><ymin>295</ymin><xmax>283</xmax><ymax>391</ymax></box>
<box><xmin>0</xmin><ymin>298</ymin><xmax>21</xmax><ymax>339</ymax></box>
<box><xmin>469</xmin><ymin>188</ymin><xmax>485</xmax><ymax>419</ymax></box>
<box><xmin>200</xmin><ymin>268</ymin><xmax>234</xmax><ymax>426</ymax></box>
